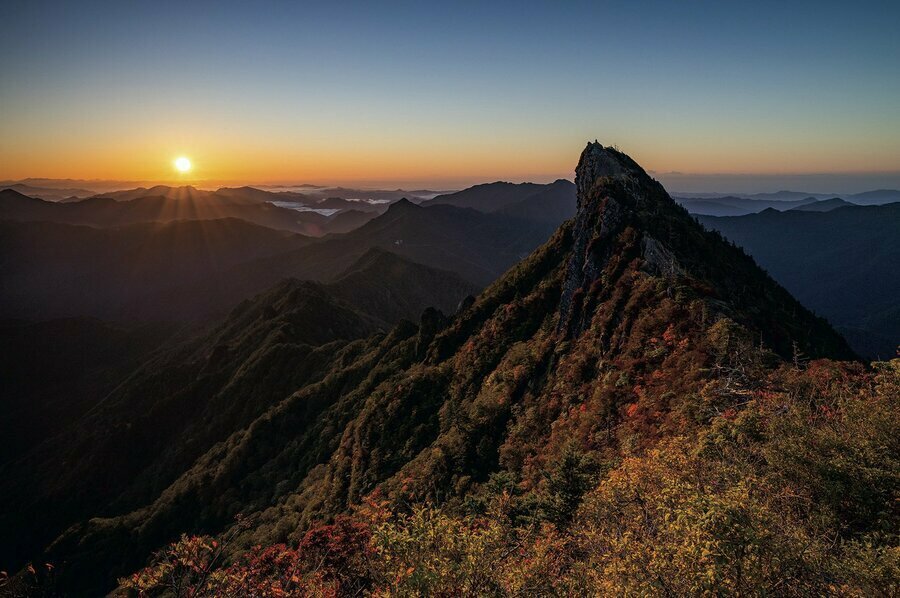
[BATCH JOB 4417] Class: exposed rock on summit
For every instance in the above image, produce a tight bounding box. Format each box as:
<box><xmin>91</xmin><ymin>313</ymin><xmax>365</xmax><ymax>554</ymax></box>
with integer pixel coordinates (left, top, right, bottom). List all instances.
<box><xmin>560</xmin><ymin>142</ymin><xmax>692</xmax><ymax>337</ymax></box>
<box><xmin>557</xmin><ymin>142</ymin><xmax>854</xmax><ymax>360</ymax></box>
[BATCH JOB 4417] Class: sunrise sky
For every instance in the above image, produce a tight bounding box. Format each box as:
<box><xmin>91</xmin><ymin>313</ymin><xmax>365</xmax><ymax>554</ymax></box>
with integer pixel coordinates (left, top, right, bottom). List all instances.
<box><xmin>2</xmin><ymin>0</ymin><xmax>899</xmax><ymax>190</ymax></box>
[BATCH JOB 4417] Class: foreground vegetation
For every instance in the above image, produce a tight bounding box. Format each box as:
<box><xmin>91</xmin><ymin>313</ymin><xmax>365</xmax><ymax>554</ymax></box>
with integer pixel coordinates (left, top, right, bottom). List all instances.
<box><xmin>110</xmin><ymin>358</ymin><xmax>898</xmax><ymax>597</ymax></box>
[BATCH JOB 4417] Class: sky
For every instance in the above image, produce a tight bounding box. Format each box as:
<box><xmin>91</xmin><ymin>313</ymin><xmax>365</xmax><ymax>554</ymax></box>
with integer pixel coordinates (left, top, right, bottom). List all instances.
<box><xmin>1</xmin><ymin>0</ymin><xmax>899</xmax><ymax>191</ymax></box>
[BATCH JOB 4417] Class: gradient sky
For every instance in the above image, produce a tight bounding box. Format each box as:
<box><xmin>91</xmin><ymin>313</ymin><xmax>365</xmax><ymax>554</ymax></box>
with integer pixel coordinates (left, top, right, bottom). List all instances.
<box><xmin>2</xmin><ymin>0</ymin><xmax>899</xmax><ymax>190</ymax></box>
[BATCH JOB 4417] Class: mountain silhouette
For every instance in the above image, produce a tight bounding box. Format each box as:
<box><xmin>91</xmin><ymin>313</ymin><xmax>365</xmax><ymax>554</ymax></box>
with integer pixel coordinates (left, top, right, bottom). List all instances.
<box><xmin>789</xmin><ymin>197</ymin><xmax>855</xmax><ymax>212</ymax></box>
<box><xmin>699</xmin><ymin>202</ymin><xmax>900</xmax><ymax>358</ymax></box>
<box><xmin>0</xmin><ymin>191</ymin><xmax>558</xmax><ymax>323</ymax></box>
<box><xmin>425</xmin><ymin>179</ymin><xmax>576</xmax><ymax>223</ymax></box>
<box><xmin>0</xmin><ymin>187</ymin><xmax>339</xmax><ymax>236</ymax></box>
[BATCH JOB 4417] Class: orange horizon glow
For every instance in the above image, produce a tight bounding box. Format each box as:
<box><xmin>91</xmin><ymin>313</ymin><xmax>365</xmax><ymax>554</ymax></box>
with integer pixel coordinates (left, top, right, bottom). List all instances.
<box><xmin>3</xmin><ymin>136</ymin><xmax>900</xmax><ymax>189</ymax></box>
<box><xmin>3</xmin><ymin>3</ymin><xmax>898</xmax><ymax>192</ymax></box>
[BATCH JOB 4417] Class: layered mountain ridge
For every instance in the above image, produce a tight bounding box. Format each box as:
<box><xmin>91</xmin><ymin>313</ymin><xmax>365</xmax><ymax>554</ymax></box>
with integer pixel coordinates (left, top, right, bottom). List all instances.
<box><xmin>699</xmin><ymin>202</ymin><xmax>900</xmax><ymax>358</ymax></box>
<box><xmin>4</xmin><ymin>143</ymin><xmax>857</xmax><ymax>593</ymax></box>
<box><xmin>0</xmin><ymin>193</ymin><xmax>552</xmax><ymax>323</ymax></box>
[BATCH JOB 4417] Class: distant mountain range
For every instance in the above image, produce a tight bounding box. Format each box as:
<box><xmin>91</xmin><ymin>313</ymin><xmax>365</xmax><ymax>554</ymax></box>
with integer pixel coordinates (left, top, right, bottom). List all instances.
<box><xmin>673</xmin><ymin>189</ymin><xmax>900</xmax><ymax>216</ymax></box>
<box><xmin>425</xmin><ymin>179</ymin><xmax>577</xmax><ymax>225</ymax></box>
<box><xmin>154</xmin><ymin>198</ymin><xmax>564</xmax><ymax>321</ymax></box>
<box><xmin>698</xmin><ymin>203</ymin><xmax>900</xmax><ymax>358</ymax></box>
<box><xmin>672</xmin><ymin>188</ymin><xmax>900</xmax><ymax>202</ymax></box>
<box><xmin>0</xmin><ymin>179</ymin><xmax>447</xmax><ymax>204</ymax></box>
<box><xmin>675</xmin><ymin>195</ymin><xmax>833</xmax><ymax>216</ymax></box>
<box><xmin>0</xmin><ymin>188</ymin><xmax>340</xmax><ymax>236</ymax></box>
<box><xmin>7</xmin><ymin>176</ymin><xmax>898</xmax><ymax>203</ymax></box>
<box><xmin>1</xmin><ymin>179</ymin><xmax>575</xmax><ymax>232</ymax></box>
<box><xmin>0</xmin><ymin>183</ymin><xmax>95</xmax><ymax>201</ymax></box>
<box><xmin>790</xmin><ymin>197</ymin><xmax>855</xmax><ymax>212</ymax></box>
<box><xmin>7</xmin><ymin>177</ymin><xmax>897</xmax><ymax>221</ymax></box>
<box><xmin>0</xmin><ymin>189</ymin><xmax>562</xmax><ymax>323</ymax></box>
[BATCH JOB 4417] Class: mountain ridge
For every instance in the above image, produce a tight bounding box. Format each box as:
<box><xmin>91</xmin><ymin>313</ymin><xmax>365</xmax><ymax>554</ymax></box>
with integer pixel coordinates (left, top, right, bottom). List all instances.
<box><xmin>425</xmin><ymin>179</ymin><xmax>576</xmax><ymax>220</ymax></box>
<box><xmin>5</xmin><ymin>142</ymin><xmax>859</xmax><ymax>593</ymax></box>
<box><xmin>698</xmin><ymin>202</ymin><xmax>900</xmax><ymax>358</ymax></box>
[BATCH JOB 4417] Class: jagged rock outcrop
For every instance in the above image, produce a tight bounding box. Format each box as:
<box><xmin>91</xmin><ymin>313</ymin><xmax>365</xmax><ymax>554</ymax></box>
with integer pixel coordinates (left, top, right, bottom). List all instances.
<box><xmin>558</xmin><ymin>142</ymin><xmax>855</xmax><ymax>358</ymax></box>
<box><xmin>560</xmin><ymin>142</ymin><xmax>700</xmax><ymax>336</ymax></box>
<box><xmin>560</xmin><ymin>143</ymin><xmax>643</xmax><ymax>335</ymax></box>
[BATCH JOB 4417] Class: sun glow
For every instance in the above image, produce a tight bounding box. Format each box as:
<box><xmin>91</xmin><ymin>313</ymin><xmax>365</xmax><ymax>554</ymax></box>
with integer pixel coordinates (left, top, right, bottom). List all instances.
<box><xmin>174</xmin><ymin>156</ymin><xmax>192</xmax><ymax>173</ymax></box>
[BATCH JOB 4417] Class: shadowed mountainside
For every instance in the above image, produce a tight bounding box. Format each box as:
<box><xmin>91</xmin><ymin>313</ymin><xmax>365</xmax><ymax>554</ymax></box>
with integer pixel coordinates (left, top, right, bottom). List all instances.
<box><xmin>698</xmin><ymin>203</ymin><xmax>900</xmax><ymax>358</ymax></box>
<box><xmin>224</xmin><ymin>198</ymin><xmax>562</xmax><ymax>290</ymax></box>
<box><xmin>1</xmin><ymin>190</ymin><xmax>560</xmax><ymax>324</ymax></box>
<box><xmin>0</xmin><ymin>318</ymin><xmax>178</xmax><ymax>465</ymax></box>
<box><xmin>426</xmin><ymin>179</ymin><xmax>576</xmax><ymax>224</ymax></box>
<box><xmin>0</xmin><ymin>247</ymin><xmax>476</xmax><ymax>576</ymax></box>
<box><xmin>0</xmin><ymin>217</ymin><xmax>311</xmax><ymax>322</ymax></box>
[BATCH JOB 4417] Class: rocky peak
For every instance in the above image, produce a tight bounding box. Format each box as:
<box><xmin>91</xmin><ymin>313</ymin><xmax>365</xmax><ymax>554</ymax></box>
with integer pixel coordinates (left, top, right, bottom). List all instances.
<box><xmin>555</xmin><ymin>141</ymin><xmax>854</xmax><ymax>360</ymax></box>
<box><xmin>559</xmin><ymin>142</ymin><xmax>669</xmax><ymax>336</ymax></box>
<box><xmin>574</xmin><ymin>142</ymin><xmax>648</xmax><ymax>207</ymax></box>
<box><xmin>576</xmin><ymin>142</ymin><xmax>624</xmax><ymax>203</ymax></box>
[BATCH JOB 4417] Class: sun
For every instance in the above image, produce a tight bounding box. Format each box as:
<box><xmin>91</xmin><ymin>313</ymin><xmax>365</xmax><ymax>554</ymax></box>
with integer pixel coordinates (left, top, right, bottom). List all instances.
<box><xmin>174</xmin><ymin>156</ymin><xmax>192</xmax><ymax>173</ymax></box>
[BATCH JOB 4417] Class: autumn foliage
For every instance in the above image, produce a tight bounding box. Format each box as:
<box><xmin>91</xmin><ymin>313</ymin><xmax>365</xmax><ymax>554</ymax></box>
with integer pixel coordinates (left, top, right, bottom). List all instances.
<box><xmin>118</xmin><ymin>359</ymin><xmax>899</xmax><ymax>597</ymax></box>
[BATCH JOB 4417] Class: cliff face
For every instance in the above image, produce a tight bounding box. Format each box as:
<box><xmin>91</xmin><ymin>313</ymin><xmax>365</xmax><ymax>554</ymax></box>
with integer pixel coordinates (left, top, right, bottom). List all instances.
<box><xmin>559</xmin><ymin>142</ymin><xmax>854</xmax><ymax>358</ymax></box>
<box><xmin>560</xmin><ymin>143</ymin><xmax>652</xmax><ymax>336</ymax></box>
<box><xmin>33</xmin><ymin>143</ymin><xmax>856</xmax><ymax>594</ymax></box>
